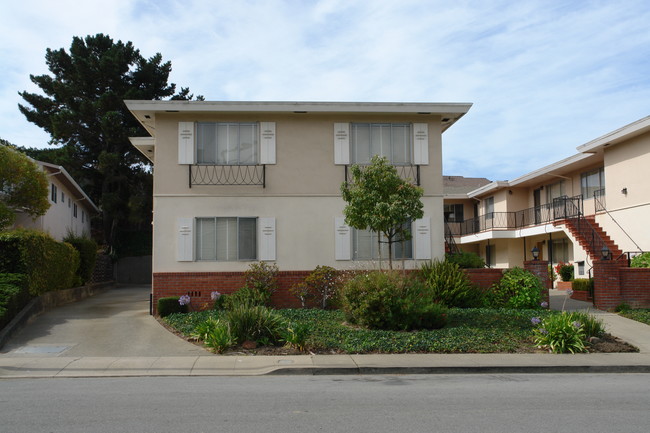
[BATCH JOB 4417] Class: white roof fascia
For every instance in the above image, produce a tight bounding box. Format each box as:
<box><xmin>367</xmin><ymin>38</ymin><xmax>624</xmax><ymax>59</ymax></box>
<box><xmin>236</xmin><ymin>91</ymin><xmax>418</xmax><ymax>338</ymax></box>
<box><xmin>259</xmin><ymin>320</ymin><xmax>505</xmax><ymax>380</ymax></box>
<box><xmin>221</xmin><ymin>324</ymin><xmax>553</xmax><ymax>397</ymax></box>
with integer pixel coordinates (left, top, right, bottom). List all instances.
<box><xmin>508</xmin><ymin>152</ymin><xmax>596</xmax><ymax>187</ymax></box>
<box><xmin>467</xmin><ymin>181</ymin><xmax>510</xmax><ymax>198</ymax></box>
<box><xmin>124</xmin><ymin>100</ymin><xmax>473</xmax><ymax>115</ymax></box>
<box><xmin>37</xmin><ymin>160</ymin><xmax>100</xmax><ymax>213</ymax></box>
<box><xmin>577</xmin><ymin>115</ymin><xmax>650</xmax><ymax>153</ymax></box>
<box><xmin>124</xmin><ymin>100</ymin><xmax>473</xmax><ymax>136</ymax></box>
<box><xmin>130</xmin><ymin>137</ymin><xmax>155</xmax><ymax>163</ymax></box>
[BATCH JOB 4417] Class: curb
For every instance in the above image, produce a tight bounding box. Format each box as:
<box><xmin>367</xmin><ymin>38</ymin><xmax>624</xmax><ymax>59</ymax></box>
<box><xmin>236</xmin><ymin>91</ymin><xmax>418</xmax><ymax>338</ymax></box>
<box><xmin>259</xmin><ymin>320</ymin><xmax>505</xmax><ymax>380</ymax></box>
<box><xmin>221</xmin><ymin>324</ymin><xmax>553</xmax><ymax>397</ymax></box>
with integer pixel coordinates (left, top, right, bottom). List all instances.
<box><xmin>266</xmin><ymin>364</ymin><xmax>650</xmax><ymax>375</ymax></box>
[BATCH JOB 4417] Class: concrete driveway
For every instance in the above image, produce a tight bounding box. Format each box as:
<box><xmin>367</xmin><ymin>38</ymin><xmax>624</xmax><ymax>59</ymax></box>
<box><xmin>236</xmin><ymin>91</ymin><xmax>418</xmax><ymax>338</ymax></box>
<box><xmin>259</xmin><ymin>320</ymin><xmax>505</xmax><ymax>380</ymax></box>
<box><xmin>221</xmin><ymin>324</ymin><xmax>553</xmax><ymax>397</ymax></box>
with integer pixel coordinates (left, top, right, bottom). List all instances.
<box><xmin>1</xmin><ymin>285</ymin><xmax>211</xmax><ymax>357</ymax></box>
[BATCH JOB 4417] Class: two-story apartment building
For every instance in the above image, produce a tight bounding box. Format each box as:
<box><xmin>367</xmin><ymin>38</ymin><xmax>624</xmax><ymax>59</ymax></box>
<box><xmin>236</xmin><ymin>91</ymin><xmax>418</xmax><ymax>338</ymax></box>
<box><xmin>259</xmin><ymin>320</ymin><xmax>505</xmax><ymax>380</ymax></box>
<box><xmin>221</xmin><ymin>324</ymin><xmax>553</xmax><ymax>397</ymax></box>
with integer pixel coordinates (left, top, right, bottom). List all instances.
<box><xmin>447</xmin><ymin>115</ymin><xmax>650</xmax><ymax>279</ymax></box>
<box><xmin>13</xmin><ymin>160</ymin><xmax>98</xmax><ymax>241</ymax></box>
<box><xmin>125</xmin><ymin>100</ymin><xmax>472</xmax><ymax>309</ymax></box>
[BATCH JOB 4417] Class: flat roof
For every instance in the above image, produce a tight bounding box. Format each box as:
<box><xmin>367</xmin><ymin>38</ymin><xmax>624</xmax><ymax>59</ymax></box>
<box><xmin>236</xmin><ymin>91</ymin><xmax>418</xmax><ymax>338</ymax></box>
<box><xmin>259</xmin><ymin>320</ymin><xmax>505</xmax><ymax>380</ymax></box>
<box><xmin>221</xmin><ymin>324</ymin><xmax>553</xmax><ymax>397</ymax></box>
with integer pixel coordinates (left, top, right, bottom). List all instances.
<box><xmin>124</xmin><ymin>100</ymin><xmax>473</xmax><ymax>136</ymax></box>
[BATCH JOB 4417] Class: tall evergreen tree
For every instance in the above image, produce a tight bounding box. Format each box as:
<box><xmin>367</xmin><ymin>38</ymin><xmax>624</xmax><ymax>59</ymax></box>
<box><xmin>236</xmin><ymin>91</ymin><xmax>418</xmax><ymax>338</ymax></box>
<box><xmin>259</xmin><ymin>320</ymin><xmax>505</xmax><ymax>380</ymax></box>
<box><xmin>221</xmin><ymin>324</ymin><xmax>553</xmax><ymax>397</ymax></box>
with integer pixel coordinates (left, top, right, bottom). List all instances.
<box><xmin>18</xmin><ymin>33</ymin><xmax>201</xmax><ymax>249</ymax></box>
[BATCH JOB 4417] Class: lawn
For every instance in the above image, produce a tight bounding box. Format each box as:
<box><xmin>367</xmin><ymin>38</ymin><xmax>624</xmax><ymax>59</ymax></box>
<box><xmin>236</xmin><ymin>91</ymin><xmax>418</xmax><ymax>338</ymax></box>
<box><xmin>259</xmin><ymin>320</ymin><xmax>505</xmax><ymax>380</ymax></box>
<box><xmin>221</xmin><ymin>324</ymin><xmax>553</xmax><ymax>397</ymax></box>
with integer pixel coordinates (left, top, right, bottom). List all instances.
<box><xmin>619</xmin><ymin>309</ymin><xmax>650</xmax><ymax>326</ymax></box>
<box><xmin>164</xmin><ymin>308</ymin><xmax>555</xmax><ymax>354</ymax></box>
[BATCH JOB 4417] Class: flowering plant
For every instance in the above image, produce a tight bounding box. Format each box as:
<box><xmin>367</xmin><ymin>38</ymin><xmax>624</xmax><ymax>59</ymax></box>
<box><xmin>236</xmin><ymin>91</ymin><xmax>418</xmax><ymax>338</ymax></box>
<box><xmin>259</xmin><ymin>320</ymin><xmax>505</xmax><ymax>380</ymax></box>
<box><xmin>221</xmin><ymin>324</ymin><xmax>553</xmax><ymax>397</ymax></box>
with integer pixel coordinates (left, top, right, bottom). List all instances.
<box><xmin>554</xmin><ymin>262</ymin><xmax>574</xmax><ymax>282</ymax></box>
<box><xmin>179</xmin><ymin>294</ymin><xmax>191</xmax><ymax>306</ymax></box>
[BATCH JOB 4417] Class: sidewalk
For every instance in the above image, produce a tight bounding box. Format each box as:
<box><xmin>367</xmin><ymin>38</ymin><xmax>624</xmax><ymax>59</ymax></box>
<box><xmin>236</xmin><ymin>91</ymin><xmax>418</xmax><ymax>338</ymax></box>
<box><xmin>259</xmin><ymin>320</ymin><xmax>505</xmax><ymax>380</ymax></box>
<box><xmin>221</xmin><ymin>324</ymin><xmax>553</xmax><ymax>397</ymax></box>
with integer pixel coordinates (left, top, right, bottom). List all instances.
<box><xmin>1</xmin><ymin>288</ymin><xmax>649</xmax><ymax>378</ymax></box>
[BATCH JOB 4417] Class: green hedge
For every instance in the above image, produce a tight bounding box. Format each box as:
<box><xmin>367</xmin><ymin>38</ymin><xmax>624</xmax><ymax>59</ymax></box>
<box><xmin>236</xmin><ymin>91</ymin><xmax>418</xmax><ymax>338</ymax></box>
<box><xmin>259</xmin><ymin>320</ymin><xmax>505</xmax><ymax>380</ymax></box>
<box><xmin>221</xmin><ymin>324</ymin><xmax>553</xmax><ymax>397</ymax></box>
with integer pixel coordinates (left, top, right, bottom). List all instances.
<box><xmin>157</xmin><ymin>297</ymin><xmax>188</xmax><ymax>317</ymax></box>
<box><xmin>572</xmin><ymin>278</ymin><xmax>594</xmax><ymax>291</ymax></box>
<box><xmin>0</xmin><ymin>229</ymin><xmax>80</xmax><ymax>296</ymax></box>
<box><xmin>63</xmin><ymin>234</ymin><xmax>98</xmax><ymax>285</ymax></box>
<box><xmin>0</xmin><ymin>273</ymin><xmax>31</xmax><ymax>330</ymax></box>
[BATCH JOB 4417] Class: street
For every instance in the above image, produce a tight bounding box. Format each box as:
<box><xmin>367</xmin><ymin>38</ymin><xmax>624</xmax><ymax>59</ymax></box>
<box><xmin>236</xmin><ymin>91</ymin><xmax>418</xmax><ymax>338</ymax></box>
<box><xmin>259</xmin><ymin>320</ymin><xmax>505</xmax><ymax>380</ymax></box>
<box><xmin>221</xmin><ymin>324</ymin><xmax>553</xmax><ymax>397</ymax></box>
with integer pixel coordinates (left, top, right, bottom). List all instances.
<box><xmin>1</xmin><ymin>373</ymin><xmax>649</xmax><ymax>432</ymax></box>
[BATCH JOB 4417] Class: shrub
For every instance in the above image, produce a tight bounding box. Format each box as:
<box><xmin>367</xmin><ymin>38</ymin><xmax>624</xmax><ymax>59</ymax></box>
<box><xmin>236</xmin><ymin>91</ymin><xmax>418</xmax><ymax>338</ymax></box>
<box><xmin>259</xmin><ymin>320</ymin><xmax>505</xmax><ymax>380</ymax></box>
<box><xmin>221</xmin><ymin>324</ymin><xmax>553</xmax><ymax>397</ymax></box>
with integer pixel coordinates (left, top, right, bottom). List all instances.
<box><xmin>244</xmin><ymin>262</ymin><xmax>279</xmax><ymax>295</ymax></box>
<box><xmin>420</xmin><ymin>260</ymin><xmax>483</xmax><ymax>308</ymax></box>
<box><xmin>445</xmin><ymin>251</ymin><xmax>485</xmax><ymax>268</ymax></box>
<box><xmin>0</xmin><ymin>273</ymin><xmax>31</xmax><ymax>329</ymax></box>
<box><xmin>340</xmin><ymin>271</ymin><xmax>447</xmax><ymax>331</ymax></box>
<box><xmin>157</xmin><ymin>296</ymin><xmax>188</xmax><ymax>317</ymax></box>
<box><xmin>63</xmin><ymin>234</ymin><xmax>98</xmax><ymax>285</ymax></box>
<box><xmin>221</xmin><ymin>286</ymin><xmax>270</xmax><ymax>310</ymax></box>
<box><xmin>572</xmin><ymin>278</ymin><xmax>593</xmax><ymax>292</ymax></box>
<box><xmin>555</xmin><ymin>262</ymin><xmax>574</xmax><ymax>282</ymax></box>
<box><xmin>565</xmin><ymin>311</ymin><xmax>605</xmax><ymax>339</ymax></box>
<box><xmin>0</xmin><ymin>229</ymin><xmax>79</xmax><ymax>295</ymax></box>
<box><xmin>226</xmin><ymin>305</ymin><xmax>286</xmax><ymax>345</ymax></box>
<box><xmin>290</xmin><ymin>265</ymin><xmax>342</xmax><ymax>309</ymax></box>
<box><xmin>192</xmin><ymin>317</ymin><xmax>234</xmax><ymax>353</ymax></box>
<box><xmin>281</xmin><ymin>321</ymin><xmax>310</xmax><ymax>351</ymax></box>
<box><xmin>532</xmin><ymin>312</ymin><xmax>587</xmax><ymax>353</ymax></box>
<box><xmin>630</xmin><ymin>252</ymin><xmax>650</xmax><ymax>268</ymax></box>
<box><xmin>484</xmin><ymin>267</ymin><xmax>543</xmax><ymax>309</ymax></box>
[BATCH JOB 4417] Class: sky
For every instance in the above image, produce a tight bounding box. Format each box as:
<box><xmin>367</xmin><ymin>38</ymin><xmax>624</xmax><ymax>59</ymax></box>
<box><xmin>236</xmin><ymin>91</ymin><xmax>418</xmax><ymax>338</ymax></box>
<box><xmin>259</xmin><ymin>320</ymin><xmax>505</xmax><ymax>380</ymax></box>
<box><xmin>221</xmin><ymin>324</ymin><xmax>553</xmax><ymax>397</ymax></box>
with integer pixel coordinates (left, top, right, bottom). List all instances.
<box><xmin>1</xmin><ymin>0</ymin><xmax>649</xmax><ymax>181</ymax></box>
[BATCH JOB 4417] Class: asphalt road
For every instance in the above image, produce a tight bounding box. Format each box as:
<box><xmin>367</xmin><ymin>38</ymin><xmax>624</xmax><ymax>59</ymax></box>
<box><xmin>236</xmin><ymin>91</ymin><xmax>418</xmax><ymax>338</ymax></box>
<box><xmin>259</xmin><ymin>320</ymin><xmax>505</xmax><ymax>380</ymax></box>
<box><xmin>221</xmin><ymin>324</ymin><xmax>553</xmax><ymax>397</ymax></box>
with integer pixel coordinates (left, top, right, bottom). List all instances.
<box><xmin>1</xmin><ymin>373</ymin><xmax>649</xmax><ymax>432</ymax></box>
<box><xmin>1</xmin><ymin>286</ymin><xmax>210</xmax><ymax>357</ymax></box>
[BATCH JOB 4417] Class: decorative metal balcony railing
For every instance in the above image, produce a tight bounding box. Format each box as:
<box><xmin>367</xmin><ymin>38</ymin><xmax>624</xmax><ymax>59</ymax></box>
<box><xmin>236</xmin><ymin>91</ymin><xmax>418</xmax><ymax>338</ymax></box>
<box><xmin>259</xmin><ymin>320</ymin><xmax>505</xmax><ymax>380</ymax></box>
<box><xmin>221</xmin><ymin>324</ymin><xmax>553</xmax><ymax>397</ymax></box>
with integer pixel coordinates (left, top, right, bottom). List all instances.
<box><xmin>446</xmin><ymin>195</ymin><xmax>583</xmax><ymax>236</ymax></box>
<box><xmin>189</xmin><ymin>164</ymin><xmax>265</xmax><ymax>188</ymax></box>
<box><xmin>594</xmin><ymin>188</ymin><xmax>606</xmax><ymax>212</ymax></box>
<box><xmin>344</xmin><ymin>164</ymin><xmax>421</xmax><ymax>186</ymax></box>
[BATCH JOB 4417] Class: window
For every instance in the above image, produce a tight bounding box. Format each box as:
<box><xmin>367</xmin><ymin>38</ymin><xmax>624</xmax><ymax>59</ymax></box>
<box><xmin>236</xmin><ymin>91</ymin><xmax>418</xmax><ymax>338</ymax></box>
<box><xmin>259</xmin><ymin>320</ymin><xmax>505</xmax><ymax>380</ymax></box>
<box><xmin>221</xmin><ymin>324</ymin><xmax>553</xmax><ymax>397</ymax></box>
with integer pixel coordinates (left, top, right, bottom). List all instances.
<box><xmin>51</xmin><ymin>184</ymin><xmax>57</xmax><ymax>203</ymax></box>
<box><xmin>350</xmin><ymin>123</ymin><xmax>411</xmax><ymax>165</ymax></box>
<box><xmin>195</xmin><ymin>217</ymin><xmax>257</xmax><ymax>261</ymax></box>
<box><xmin>73</xmin><ymin>203</ymin><xmax>78</xmax><ymax>218</ymax></box>
<box><xmin>551</xmin><ymin>238</ymin><xmax>570</xmax><ymax>263</ymax></box>
<box><xmin>577</xmin><ymin>261</ymin><xmax>585</xmax><ymax>276</ymax></box>
<box><xmin>546</xmin><ymin>180</ymin><xmax>565</xmax><ymax>203</ymax></box>
<box><xmin>581</xmin><ymin>167</ymin><xmax>605</xmax><ymax>199</ymax></box>
<box><xmin>444</xmin><ymin>204</ymin><xmax>464</xmax><ymax>223</ymax></box>
<box><xmin>352</xmin><ymin>222</ymin><xmax>413</xmax><ymax>260</ymax></box>
<box><xmin>196</xmin><ymin>122</ymin><xmax>258</xmax><ymax>165</ymax></box>
<box><xmin>61</xmin><ymin>191</ymin><xmax>65</xmax><ymax>203</ymax></box>
<box><xmin>484</xmin><ymin>197</ymin><xmax>494</xmax><ymax>220</ymax></box>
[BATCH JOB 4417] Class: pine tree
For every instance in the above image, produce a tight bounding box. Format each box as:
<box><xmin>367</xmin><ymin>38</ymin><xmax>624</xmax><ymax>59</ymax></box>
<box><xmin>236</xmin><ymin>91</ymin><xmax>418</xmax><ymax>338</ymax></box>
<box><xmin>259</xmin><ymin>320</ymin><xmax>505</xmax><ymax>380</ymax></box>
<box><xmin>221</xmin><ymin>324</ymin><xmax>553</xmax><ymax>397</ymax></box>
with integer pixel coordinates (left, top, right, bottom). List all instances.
<box><xmin>18</xmin><ymin>34</ymin><xmax>201</xmax><ymax>249</ymax></box>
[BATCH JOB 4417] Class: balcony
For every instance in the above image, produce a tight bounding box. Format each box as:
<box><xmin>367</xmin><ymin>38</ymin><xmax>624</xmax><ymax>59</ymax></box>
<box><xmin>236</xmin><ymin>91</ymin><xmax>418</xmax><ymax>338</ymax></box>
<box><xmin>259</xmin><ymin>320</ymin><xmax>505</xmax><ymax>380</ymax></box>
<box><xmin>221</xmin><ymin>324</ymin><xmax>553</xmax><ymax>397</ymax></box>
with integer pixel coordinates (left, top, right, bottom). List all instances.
<box><xmin>446</xmin><ymin>195</ymin><xmax>583</xmax><ymax>237</ymax></box>
<box><xmin>189</xmin><ymin>164</ymin><xmax>265</xmax><ymax>188</ymax></box>
<box><xmin>345</xmin><ymin>164</ymin><xmax>420</xmax><ymax>186</ymax></box>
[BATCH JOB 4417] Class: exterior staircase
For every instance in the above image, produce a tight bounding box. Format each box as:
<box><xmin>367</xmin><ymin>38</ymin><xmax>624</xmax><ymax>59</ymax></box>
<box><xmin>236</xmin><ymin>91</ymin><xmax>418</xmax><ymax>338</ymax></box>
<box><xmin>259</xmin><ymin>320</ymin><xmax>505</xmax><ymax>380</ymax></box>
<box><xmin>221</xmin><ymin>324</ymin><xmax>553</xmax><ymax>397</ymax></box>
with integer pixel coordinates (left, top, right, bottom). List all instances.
<box><xmin>560</xmin><ymin>216</ymin><xmax>623</xmax><ymax>261</ymax></box>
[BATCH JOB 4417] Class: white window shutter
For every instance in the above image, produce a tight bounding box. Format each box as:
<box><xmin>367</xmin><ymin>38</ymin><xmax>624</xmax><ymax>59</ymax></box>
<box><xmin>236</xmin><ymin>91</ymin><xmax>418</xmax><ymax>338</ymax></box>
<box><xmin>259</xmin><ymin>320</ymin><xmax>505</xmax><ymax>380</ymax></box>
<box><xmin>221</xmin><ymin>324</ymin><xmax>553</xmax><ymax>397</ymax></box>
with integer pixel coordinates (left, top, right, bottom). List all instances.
<box><xmin>177</xmin><ymin>217</ymin><xmax>194</xmax><ymax>261</ymax></box>
<box><xmin>258</xmin><ymin>217</ymin><xmax>276</xmax><ymax>261</ymax></box>
<box><xmin>335</xmin><ymin>217</ymin><xmax>352</xmax><ymax>260</ymax></box>
<box><xmin>414</xmin><ymin>217</ymin><xmax>431</xmax><ymax>260</ymax></box>
<box><xmin>334</xmin><ymin>123</ymin><xmax>350</xmax><ymax>165</ymax></box>
<box><xmin>413</xmin><ymin>123</ymin><xmax>429</xmax><ymax>165</ymax></box>
<box><xmin>178</xmin><ymin>122</ymin><xmax>195</xmax><ymax>164</ymax></box>
<box><xmin>260</xmin><ymin>122</ymin><xmax>276</xmax><ymax>164</ymax></box>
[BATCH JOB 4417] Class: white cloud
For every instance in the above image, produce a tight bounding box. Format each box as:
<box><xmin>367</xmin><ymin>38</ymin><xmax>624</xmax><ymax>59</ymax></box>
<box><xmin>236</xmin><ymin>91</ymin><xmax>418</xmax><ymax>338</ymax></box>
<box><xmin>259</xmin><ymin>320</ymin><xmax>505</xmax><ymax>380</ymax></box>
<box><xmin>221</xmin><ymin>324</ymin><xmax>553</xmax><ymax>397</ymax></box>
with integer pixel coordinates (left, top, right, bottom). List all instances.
<box><xmin>1</xmin><ymin>0</ymin><xmax>649</xmax><ymax>181</ymax></box>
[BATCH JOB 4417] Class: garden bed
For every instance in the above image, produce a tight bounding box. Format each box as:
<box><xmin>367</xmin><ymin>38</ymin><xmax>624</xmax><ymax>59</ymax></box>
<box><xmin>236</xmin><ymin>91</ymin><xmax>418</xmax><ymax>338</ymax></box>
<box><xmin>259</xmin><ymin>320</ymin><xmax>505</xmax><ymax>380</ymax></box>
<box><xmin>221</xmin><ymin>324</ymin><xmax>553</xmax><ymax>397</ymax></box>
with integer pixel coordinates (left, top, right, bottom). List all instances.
<box><xmin>162</xmin><ymin>308</ymin><xmax>637</xmax><ymax>355</ymax></box>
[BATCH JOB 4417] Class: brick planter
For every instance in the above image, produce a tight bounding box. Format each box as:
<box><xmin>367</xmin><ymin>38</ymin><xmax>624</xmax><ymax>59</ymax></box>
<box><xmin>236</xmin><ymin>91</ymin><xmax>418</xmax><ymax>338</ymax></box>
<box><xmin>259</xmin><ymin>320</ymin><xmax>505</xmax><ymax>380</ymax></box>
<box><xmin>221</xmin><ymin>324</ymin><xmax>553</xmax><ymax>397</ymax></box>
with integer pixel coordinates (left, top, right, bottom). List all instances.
<box><xmin>556</xmin><ymin>281</ymin><xmax>573</xmax><ymax>291</ymax></box>
<box><xmin>570</xmin><ymin>290</ymin><xmax>591</xmax><ymax>302</ymax></box>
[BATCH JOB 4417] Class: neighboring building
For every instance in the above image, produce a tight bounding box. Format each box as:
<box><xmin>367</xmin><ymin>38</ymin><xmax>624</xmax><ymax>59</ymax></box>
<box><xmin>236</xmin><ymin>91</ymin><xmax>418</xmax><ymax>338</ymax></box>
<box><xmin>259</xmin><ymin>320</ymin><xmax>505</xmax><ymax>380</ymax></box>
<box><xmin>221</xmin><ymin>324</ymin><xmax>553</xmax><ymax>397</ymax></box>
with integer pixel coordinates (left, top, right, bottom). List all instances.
<box><xmin>13</xmin><ymin>160</ymin><xmax>99</xmax><ymax>241</ymax></box>
<box><xmin>447</xmin><ymin>116</ymin><xmax>650</xmax><ymax>278</ymax></box>
<box><xmin>125</xmin><ymin>100</ymin><xmax>472</xmax><ymax>310</ymax></box>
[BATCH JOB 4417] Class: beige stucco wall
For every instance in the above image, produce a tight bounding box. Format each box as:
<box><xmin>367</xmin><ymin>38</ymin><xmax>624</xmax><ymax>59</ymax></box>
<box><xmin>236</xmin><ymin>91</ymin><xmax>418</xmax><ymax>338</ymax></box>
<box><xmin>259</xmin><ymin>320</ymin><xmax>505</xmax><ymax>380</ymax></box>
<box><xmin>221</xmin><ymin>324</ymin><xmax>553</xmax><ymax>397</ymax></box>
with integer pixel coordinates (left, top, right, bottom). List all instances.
<box><xmin>596</xmin><ymin>132</ymin><xmax>650</xmax><ymax>251</ymax></box>
<box><xmin>12</xmin><ymin>175</ymin><xmax>92</xmax><ymax>241</ymax></box>
<box><xmin>150</xmin><ymin>112</ymin><xmax>445</xmax><ymax>272</ymax></box>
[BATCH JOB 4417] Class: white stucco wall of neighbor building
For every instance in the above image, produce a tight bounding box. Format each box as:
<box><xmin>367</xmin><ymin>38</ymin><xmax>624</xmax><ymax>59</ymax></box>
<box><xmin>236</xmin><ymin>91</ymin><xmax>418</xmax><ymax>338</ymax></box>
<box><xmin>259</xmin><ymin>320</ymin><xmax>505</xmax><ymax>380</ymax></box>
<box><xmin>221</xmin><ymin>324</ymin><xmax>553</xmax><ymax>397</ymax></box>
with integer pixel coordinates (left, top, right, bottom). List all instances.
<box><xmin>13</xmin><ymin>161</ymin><xmax>98</xmax><ymax>241</ymax></box>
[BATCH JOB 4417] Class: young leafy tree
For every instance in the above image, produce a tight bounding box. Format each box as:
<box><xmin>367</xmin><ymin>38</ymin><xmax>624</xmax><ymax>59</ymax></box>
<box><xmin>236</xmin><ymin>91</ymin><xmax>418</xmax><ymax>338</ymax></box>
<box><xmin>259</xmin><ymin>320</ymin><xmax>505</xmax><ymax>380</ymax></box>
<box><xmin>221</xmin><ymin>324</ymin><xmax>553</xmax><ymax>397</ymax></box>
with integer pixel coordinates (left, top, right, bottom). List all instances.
<box><xmin>341</xmin><ymin>155</ymin><xmax>424</xmax><ymax>270</ymax></box>
<box><xmin>18</xmin><ymin>33</ymin><xmax>201</xmax><ymax>249</ymax></box>
<box><xmin>0</xmin><ymin>142</ymin><xmax>49</xmax><ymax>230</ymax></box>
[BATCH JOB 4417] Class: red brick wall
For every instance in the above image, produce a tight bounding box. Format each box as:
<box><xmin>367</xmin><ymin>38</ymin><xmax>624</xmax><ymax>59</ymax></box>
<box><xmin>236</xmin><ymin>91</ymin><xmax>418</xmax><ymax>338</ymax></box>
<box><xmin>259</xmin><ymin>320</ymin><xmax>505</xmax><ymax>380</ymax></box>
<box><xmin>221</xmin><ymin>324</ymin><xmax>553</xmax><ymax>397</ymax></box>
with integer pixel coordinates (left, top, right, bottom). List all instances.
<box><xmin>464</xmin><ymin>268</ymin><xmax>504</xmax><ymax>289</ymax></box>
<box><xmin>593</xmin><ymin>260</ymin><xmax>650</xmax><ymax>309</ymax></box>
<box><xmin>152</xmin><ymin>271</ymin><xmax>311</xmax><ymax>314</ymax></box>
<box><xmin>523</xmin><ymin>260</ymin><xmax>551</xmax><ymax>306</ymax></box>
